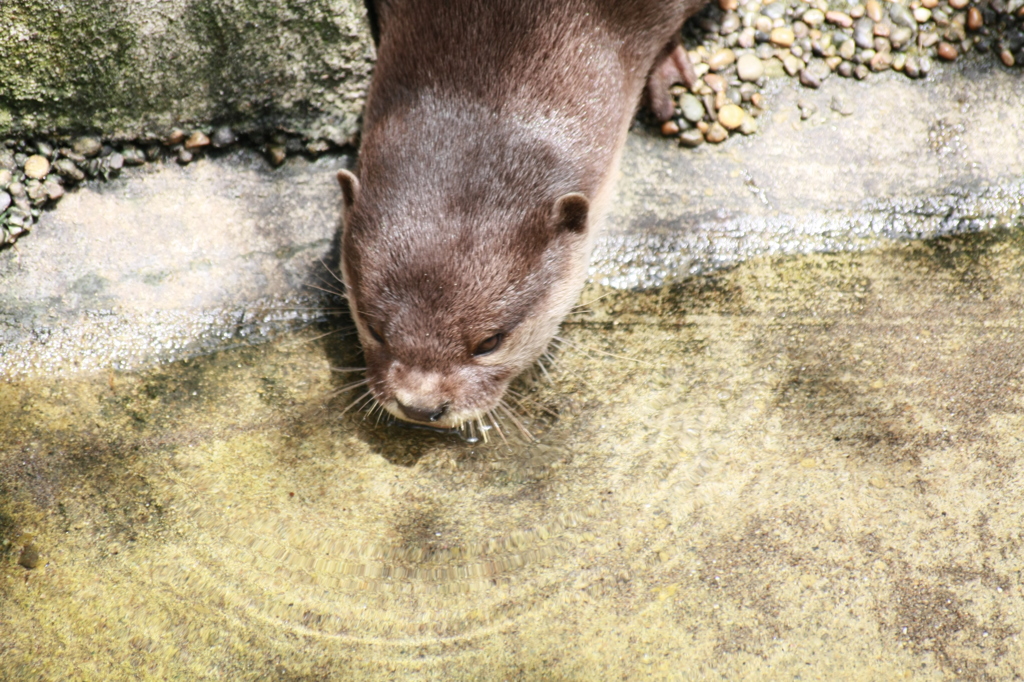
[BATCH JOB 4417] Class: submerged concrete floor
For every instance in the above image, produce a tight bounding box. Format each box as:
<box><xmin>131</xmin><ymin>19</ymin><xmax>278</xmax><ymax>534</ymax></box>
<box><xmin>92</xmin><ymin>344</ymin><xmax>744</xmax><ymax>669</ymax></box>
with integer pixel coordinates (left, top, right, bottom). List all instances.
<box><xmin>2</xmin><ymin>65</ymin><xmax>1024</xmax><ymax>679</ymax></box>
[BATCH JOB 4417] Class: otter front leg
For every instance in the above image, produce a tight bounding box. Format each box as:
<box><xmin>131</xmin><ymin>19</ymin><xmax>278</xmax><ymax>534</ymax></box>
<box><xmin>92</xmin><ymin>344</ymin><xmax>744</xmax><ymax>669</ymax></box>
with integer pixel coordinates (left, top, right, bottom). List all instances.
<box><xmin>646</xmin><ymin>41</ymin><xmax>699</xmax><ymax>122</ymax></box>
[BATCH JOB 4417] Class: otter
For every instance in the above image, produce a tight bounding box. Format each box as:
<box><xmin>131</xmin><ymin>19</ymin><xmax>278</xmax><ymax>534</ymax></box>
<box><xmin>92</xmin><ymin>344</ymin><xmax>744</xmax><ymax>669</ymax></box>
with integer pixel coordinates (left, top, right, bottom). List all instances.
<box><xmin>337</xmin><ymin>0</ymin><xmax>705</xmax><ymax>431</ymax></box>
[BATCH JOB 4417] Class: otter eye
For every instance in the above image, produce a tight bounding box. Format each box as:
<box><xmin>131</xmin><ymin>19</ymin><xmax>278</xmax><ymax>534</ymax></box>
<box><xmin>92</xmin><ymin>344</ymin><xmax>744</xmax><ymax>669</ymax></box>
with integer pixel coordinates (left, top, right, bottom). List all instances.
<box><xmin>367</xmin><ymin>325</ymin><xmax>385</xmax><ymax>345</ymax></box>
<box><xmin>473</xmin><ymin>333</ymin><xmax>503</xmax><ymax>356</ymax></box>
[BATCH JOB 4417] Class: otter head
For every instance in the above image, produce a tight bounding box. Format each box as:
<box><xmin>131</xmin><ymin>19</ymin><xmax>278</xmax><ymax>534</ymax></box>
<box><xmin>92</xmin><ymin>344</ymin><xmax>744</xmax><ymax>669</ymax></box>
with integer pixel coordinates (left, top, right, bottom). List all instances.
<box><xmin>336</xmin><ymin>168</ymin><xmax>591</xmax><ymax>430</ymax></box>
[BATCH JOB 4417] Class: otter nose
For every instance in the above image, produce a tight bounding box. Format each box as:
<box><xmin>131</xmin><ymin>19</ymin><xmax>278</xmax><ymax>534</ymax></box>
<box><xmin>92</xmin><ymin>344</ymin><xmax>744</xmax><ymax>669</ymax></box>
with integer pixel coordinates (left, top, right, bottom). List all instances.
<box><xmin>397</xmin><ymin>401</ymin><xmax>448</xmax><ymax>423</ymax></box>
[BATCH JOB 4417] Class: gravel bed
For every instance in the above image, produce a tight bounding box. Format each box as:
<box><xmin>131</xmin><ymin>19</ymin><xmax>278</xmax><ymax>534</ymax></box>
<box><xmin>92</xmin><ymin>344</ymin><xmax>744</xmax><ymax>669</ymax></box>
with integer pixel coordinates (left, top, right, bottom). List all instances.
<box><xmin>1</xmin><ymin>0</ymin><xmax>1020</xmax><ymax>248</ymax></box>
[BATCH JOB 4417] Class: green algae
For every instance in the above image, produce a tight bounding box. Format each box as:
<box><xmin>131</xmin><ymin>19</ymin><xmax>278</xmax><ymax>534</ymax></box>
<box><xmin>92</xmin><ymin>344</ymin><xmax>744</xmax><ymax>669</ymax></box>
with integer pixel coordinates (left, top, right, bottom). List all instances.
<box><xmin>0</xmin><ymin>0</ymin><xmax>373</xmax><ymax>142</ymax></box>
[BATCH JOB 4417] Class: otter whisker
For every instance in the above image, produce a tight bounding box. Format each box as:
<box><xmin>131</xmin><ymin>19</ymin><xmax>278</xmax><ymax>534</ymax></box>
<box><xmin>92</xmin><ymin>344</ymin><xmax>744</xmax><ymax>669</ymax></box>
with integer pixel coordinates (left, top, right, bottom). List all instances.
<box><xmin>498</xmin><ymin>401</ymin><xmax>533</xmax><ymax>441</ymax></box>
<box><xmin>552</xmin><ymin>335</ymin><xmax>654</xmax><ymax>367</ymax></box>
<box><xmin>332</xmin><ymin>377</ymin><xmax>370</xmax><ymax>395</ymax></box>
<box><xmin>329</xmin><ymin>366</ymin><xmax>368</xmax><ymax>374</ymax></box>
<box><xmin>340</xmin><ymin>390</ymin><xmax>375</xmax><ymax>415</ymax></box>
<box><xmin>567</xmin><ymin>290</ymin><xmax>615</xmax><ymax>315</ymax></box>
<box><xmin>504</xmin><ymin>388</ymin><xmax>560</xmax><ymax>419</ymax></box>
<box><xmin>486</xmin><ymin>409</ymin><xmax>509</xmax><ymax>445</ymax></box>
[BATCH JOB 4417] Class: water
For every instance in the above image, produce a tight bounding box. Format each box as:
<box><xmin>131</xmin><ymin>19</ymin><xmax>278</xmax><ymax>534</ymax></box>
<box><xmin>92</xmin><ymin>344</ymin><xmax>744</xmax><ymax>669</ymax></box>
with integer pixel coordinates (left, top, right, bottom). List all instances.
<box><xmin>3</xmin><ymin>227</ymin><xmax>1024</xmax><ymax>678</ymax></box>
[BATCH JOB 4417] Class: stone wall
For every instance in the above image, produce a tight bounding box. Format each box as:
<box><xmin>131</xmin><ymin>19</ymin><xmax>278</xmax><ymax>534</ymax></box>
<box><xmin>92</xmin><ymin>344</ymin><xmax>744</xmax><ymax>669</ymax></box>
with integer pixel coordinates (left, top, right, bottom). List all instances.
<box><xmin>0</xmin><ymin>0</ymin><xmax>375</xmax><ymax>144</ymax></box>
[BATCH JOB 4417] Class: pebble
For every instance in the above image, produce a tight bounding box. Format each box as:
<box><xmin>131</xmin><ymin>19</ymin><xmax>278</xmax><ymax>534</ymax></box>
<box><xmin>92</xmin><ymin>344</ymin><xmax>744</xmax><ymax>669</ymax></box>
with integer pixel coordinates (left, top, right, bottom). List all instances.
<box><xmin>704</xmin><ymin>73</ymin><xmax>727</xmax><ymax>92</ymax></box>
<box><xmin>165</xmin><ymin>129</ymin><xmax>186</xmax><ymax>146</ymax></box>
<box><xmin>680</xmin><ymin>94</ymin><xmax>705</xmax><ymax>123</ymax></box>
<box><xmin>53</xmin><ymin>158</ymin><xmax>85</xmax><ymax>182</ymax></box>
<box><xmin>967</xmin><ymin>7</ymin><xmax>983</xmax><ymax>30</ymax></box>
<box><xmin>0</xmin><ymin>191</ymin><xmax>10</xmax><ymax>213</ymax></box>
<box><xmin>72</xmin><ymin>136</ymin><xmax>102</xmax><ymax>158</ymax></box>
<box><xmin>949</xmin><ymin>0</ymin><xmax>968</xmax><ymax>8</ymax></box>
<box><xmin>720</xmin><ymin>13</ymin><xmax>742</xmax><ymax>35</ymax></box>
<box><xmin>708</xmin><ymin>48</ymin><xmax>737</xmax><ymax>70</ymax></box>
<box><xmin>34</xmin><ymin>141</ymin><xmax>54</xmax><ymax>158</ymax></box>
<box><xmin>936</xmin><ymin>41</ymin><xmax>958</xmax><ymax>59</ymax></box>
<box><xmin>738</xmin><ymin>27</ymin><xmax>756</xmax><ymax>47</ymax></box>
<box><xmin>739</xmin><ymin>114</ymin><xmax>758</xmax><ymax>134</ymax></box>
<box><xmin>185</xmin><ymin>132</ymin><xmax>211</xmax><ymax>150</ymax></box>
<box><xmin>784</xmin><ymin>54</ymin><xmax>804</xmax><ymax>75</ymax></box>
<box><xmin>888</xmin><ymin>3</ymin><xmax>917</xmax><ymax>29</ymax></box>
<box><xmin>705</xmin><ymin>122</ymin><xmax>729</xmax><ymax>143</ymax></box>
<box><xmin>866</xmin><ymin>0</ymin><xmax>883</xmax><ymax>22</ymax></box>
<box><xmin>718</xmin><ymin>103</ymin><xmax>745</xmax><ymax>129</ymax></box>
<box><xmin>1000</xmin><ymin>49</ymin><xmax>1015</xmax><ymax>66</ymax></box>
<box><xmin>853</xmin><ymin>18</ymin><xmax>875</xmax><ymax>48</ymax></box>
<box><xmin>177</xmin><ymin>149</ymin><xmax>194</xmax><ymax>165</ymax></box>
<box><xmin>891</xmin><ymin>27</ymin><xmax>914</xmax><ymax>49</ymax></box>
<box><xmin>893</xmin><ymin>52</ymin><xmax>908</xmax><ymax>70</ymax></box>
<box><xmin>914</xmin><ymin>7</ymin><xmax>932</xmax><ymax>23</ymax></box>
<box><xmin>679</xmin><ymin>129</ymin><xmax>705</xmax><ymax>147</ymax></box>
<box><xmin>771</xmin><ymin>27</ymin><xmax>796</xmax><ymax>46</ymax></box>
<box><xmin>870</xmin><ymin>51</ymin><xmax>894</xmax><ymax>70</ymax></box>
<box><xmin>737</xmin><ymin>54</ymin><xmax>765</xmax><ymax>81</ymax></box>
<box><xmin>211</xmin><ymin>126</ymin><xmax>237</xmax><ymax>148</ymax></box>
<box><xmin>661</xmin><ymin>120</ymin><xmax>681</xmax><ymax>136</ymax></box>
<box><xmin>719</xmin><ymin>0</ymin><xmax>739</xmax><ymax>10</ymax></box>
<box><xmin>43</xmin><ymin>179</ymin><xmax>64</xmax><ymax>201</ymax></box>
<box><xmin>0</xmin><ymin>150</ymin><xmax>14</xmax><ymax>171</ymax></box>
<box><xmin>849</xmin><ymin>4</ymin><xmax>865</xmax><ymax>19</ymax></box>
<box><xmin>267</xmin><ymin>145</ymin><xmax>288</xmax><ymax>167</ymax></box>
<box><xmin>838</xmin><ymin>60</ymin><xmax>855</xmax><ymax>76</ymax></box>
<box><xmin>840</xmin><ymin>38</ymin><xmax>857</xmax><ymax>59</ymax></box>
<box><xmin>855</xmin><ymin>63</ymin><xmax>870</xmax><ymax>79</ymax></box>
<box><xmin>793</xmin><ymin>21</ymin><xmax>810</xmax><ymax>38</ymax></box>
<box><xmin>799</xmin><ymin>67</ymin><xmax>821</xmax><ymax>87</ymax></box>
<box><xmin>0</xmin><ymin>169</ymin><xmax>10</xmax><ymax>189</ymax></box>
<box><xmin>107</xmin><ymin>152</ymin><xmax>125</xmax><ymax>171</ymax></box>
<box><xmin>121</xmin><ymin>146</ymin><xmax>147</xmax><ymax>166</ymax></box>
<box><xmin>826</xmin><ymin>11</ymin><xmax>854</xmax><ymax>28</ymax></box>
<box><xmin>762</xmin><ymin>2</ymin><xmax>786</xmax><ymax>19</ymax></box>
<box><xmin>19</xmin><ymin>544</ymin><xmax>40</xmax><ymax>569</ymax></box>
<box><xmin>802</xmin><ymin>9</ymin><xmax>825</xmax><ymax>26</ymax></box>
<box><xmin>919</xmin><ymin>31</ymin><xmax>940</xmax><ymax>47</ymax></box>
<box><xmin>8</xmin><ymin>182</ymin><xmax>26</xmax><ymax>199</ymax></box>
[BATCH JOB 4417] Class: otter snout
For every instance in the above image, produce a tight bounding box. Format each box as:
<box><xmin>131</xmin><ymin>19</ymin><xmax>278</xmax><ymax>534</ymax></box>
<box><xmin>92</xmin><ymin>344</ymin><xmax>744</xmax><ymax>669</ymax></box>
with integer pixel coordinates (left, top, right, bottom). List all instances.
<box><xmin>396</xmin><ymin>401</ymin><xmax>449</xmax><ymax>423</ymax></box>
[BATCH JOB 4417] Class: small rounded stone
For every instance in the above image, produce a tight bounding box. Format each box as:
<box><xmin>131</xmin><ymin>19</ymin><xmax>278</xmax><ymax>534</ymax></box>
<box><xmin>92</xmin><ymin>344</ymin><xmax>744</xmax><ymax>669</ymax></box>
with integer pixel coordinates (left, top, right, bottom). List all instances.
<box><xmin>865</xmin><ymin>0</ymin><xmax>883</xmax><ymax>22</ymax></box>
<box><xmin>825</xmin><ymin>10</ymin><xmax>854</xmax><ymax>27</ymax></box>
<box><xmin>948</xmin><ymin>0</ymin><xmax>968</xmax><ymax>8</ymax></box>
<box><xmin>0</xmin><ymin>192</ymin><xmax>10</xmax><ymax>213</ymax></box>
<box><xmin>802</xmin><ymin>9</ymin><xmax>825</xmax><ymax>26</ymax></box>
<box><xmin>661</xmin><ymin>120</ymin><xmax>681</xmax><ymax>136</ymax></box>
<box><xmin>23</xmin><ymin>155</ymin><xmax>50</xmax><ymax>180</ymax></box>
<box><xmin>966</xmin><ymin>7</ymin><xmax>983</xmax><ymax>30</ymax></box>
<box><xmin>1000</xmin><ymin>49</ymin><xmax>1015</xmax><ymax>67</ymax></box>
<box><xmin>267</xmin><ymin>145</ymin><xmax>287</xmax><ymax>167</ymax></box>
<box><xmin>705</xmin><ymin>122</ymin><xmax>729</xmax><ymax>143</ymax></box>
<box><xmin>211</xmin><ymin>126</ymin><xmax>237</xmax><ymax>148</ymax></box>
<box><xmin>936</xmin><ymin>42</ymin><xmax>958</xmax><ymax>60</ymax></box>
<box><xmin>704</xmin><ymin>73</ymin><xmax>727</xmax><ymax>93</ymax></box>
<box><xmin>736</xmin><ymin>54</ymin><xmax>765</xmax><ymax>81</ymax></box>
<box><xmin>72</xmin><ymin>136</ymin><xmax>102</xmax><ymax>158</ymax></box>
<box><xmin>0</xmin><ymin>169</ymin><xmax>10</xmax><ymax>189</ymax></box>
<box><xmin>913</xmin><ymin>7</ymin><xmax>932</xmax><ymax>23</ymax></box>
<box><xmin>165</xmin><ymin>129</ymin><xmax>186</xmax><ymax>146</ymax></box>
<box><xmin>184</xmin><ymin>132</ymin><xmax>211</xmax><ymax>150</ymax></box>
<box><xmin>177</xmin><ymin>149</ymin><xmax>194</xmax><ymax>165</ymax></box>
<box><xmin>718</xmin><ymin>104</ymin><xmax>745</xmax><ymax>129</ymax></box>
<box><xmin>739</xmin><ymin>114</ymin><xmax>758</xmax><ymax>135</ymax></box>
<box><xmin>53</xmin><ymin>159</ymin><xmax>85</xmax><ymax>182</ymax></box>
<box><xmin>708</xmin><ymin>48</ymin><xmax>737</xmax><ymax>70</ymax></box>
<box><xmin>719</xmin><ymin>0</ymin><xmax>739</xmax><ymax>11</ymax></box>
<box><xmin>43</xmin><ymin>179</ymin><xmax>64</xmax><ymax>201</ymax></box>
<box><xmin>720</xmin><ymin>12</ymin><xmax>742</xmax><ymax>34</ymax></box>
<box><xmin>888</xmin><ymin>3</ymin><xmax>917</xmax><ymax>29</ymax></box>
<box><xmin>840</xmin><ymin>39</ymin><xmax>857</xmax><ymax>59</ymax></box>
<box><xmin>770</xmin><ymin>26</ymin><xmax>795</xmax><ymax>46</ymax></box>
<box><xmin>680</xmin><ymin>94</ymin><xmax>705</xmax><ymax>123</ymax></box>
<box><xmin>679</xmin><ymin>129</ymin><xmax>705</xmax><ymax>147</ymax></box>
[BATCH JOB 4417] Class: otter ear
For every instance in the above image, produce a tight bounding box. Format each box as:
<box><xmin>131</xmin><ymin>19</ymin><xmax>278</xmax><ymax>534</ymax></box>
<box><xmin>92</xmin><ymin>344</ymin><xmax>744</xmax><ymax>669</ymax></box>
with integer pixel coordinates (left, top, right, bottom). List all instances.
<box><xmin>336</xmin><ymin>169</ymin><xmax>361</xmax><ymax>211</ymax></box>
<box><xmin>552</xmin><ymin>193</ymin><xmax>589</xmax><ymax>234</ymax></box>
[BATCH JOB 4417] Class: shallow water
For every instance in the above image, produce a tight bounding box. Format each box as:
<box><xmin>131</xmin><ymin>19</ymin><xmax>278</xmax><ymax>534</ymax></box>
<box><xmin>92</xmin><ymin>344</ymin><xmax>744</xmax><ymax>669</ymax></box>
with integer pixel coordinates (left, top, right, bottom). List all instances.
<box><xmin>3</xmin><ymin>225</ymin><xmax>1024</xmax><ymax>679</ymax></box>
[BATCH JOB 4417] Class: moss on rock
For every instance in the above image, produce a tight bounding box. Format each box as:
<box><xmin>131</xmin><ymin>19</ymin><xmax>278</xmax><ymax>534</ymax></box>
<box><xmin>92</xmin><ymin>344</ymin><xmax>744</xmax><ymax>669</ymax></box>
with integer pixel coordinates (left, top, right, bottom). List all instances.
<box><xmin>0</xmin><ymin>0</ymin><xmax>374</xmax><ymax>143</ymax></box>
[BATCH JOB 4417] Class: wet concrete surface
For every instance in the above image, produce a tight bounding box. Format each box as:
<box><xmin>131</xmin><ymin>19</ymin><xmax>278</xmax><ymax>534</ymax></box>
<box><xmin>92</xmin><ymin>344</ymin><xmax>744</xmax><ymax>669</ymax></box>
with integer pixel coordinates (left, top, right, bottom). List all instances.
<box><xmin>2</xmin><ymin>65</ymin><xmax>1024</xmax><ymax>679</ymax></box>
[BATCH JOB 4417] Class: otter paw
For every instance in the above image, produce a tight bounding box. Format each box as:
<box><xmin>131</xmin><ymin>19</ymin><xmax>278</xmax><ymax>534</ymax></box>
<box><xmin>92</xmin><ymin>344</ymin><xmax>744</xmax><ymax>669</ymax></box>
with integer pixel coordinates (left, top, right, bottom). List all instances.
<box><xmin>646</xmin><ymin>44</ymin><xmax>698</xmax><ymax>122</ymax></box>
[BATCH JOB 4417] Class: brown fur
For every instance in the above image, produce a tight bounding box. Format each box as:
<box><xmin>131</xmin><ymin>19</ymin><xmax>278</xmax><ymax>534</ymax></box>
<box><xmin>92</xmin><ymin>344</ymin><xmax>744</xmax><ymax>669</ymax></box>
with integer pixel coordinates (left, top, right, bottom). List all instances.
<box><xmin>338</xmin><ymin>0</ymin><xmax>706</xmax><ymax>428</ymax></box>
